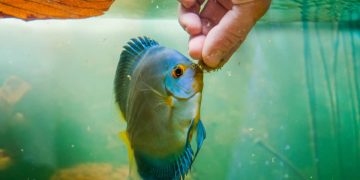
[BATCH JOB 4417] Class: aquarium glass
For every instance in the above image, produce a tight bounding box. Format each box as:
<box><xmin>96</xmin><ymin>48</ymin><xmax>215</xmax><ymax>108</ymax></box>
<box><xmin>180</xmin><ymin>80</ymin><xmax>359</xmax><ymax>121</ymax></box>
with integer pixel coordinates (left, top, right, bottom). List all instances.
<box><xmin>0</xmin><ymin>0</ymin><xmax>359</xmax><ymax>179</ymax></box>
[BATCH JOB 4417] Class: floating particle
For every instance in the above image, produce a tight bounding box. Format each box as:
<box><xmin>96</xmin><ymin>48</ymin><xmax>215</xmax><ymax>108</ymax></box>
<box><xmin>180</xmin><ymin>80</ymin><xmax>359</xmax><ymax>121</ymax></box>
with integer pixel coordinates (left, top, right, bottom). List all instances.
<box><xmin>226</xmin><ymin>71</ymin><xmax>232</xmax><ymax>77</ymax></box>
<box><xmin>284</xmin><ymin>174</ymin><xmax>289</xmax><ymax>178</ymax></box>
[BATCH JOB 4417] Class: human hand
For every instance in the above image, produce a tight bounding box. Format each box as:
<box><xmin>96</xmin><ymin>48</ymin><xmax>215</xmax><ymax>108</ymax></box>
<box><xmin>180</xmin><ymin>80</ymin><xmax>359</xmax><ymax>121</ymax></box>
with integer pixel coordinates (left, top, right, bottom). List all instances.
<box><xmin>178</xmin><ymin>0</ymin><xmax>271</xmax><ymax>70</ymax></box>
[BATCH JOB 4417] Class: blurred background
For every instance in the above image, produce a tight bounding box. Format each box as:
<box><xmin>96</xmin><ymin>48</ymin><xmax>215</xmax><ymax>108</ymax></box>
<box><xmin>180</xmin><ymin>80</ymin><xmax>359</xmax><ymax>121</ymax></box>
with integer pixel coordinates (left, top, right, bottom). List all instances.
<box><xmin>0</xmin><ymin>0</ymin><xmax>359</xmax><ymax>179</ymax></box>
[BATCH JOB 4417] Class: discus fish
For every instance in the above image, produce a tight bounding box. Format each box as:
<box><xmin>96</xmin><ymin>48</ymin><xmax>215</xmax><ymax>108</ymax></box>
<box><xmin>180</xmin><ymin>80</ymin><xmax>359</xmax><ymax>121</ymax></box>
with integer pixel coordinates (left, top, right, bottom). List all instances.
<box><xmin>114</xmin><ymin>37</ymin><xmax>206</xmax><ymax>180</ymax></box>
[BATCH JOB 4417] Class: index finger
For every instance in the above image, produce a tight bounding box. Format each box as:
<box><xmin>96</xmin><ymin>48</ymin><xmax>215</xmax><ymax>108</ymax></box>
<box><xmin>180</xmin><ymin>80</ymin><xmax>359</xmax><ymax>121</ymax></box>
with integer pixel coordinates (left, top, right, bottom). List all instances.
<box><xmin>178</xmin><ymin>5</ymin><xmax>202</xmax><ymax>35</ymax></box>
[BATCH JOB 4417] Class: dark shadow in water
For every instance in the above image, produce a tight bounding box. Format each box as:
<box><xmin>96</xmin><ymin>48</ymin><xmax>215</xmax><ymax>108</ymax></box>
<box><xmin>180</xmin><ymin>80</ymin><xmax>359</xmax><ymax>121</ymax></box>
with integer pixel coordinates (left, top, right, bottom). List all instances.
<box><xmin>301</xmin><ymin>1</ymin><xmax>360</xmax><ymax>179</ymax></box>
<box><xmin>301</xmin><ymin>1</ymin><xmax>320</xmax><ymax>179</ymax></box>
<box><xmin>348</xmin><ymin>11</ymin><xmax>360</xmax><ymax>165</ymax></box>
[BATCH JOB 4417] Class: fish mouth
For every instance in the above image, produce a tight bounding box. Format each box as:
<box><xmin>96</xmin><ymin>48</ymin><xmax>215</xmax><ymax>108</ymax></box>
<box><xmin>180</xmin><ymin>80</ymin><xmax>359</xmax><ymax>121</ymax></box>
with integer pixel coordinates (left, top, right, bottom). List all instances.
<box><xmin>177</xmin><ymin>64</ymin><xmax>203</xmax><ymax>97</ymax></box>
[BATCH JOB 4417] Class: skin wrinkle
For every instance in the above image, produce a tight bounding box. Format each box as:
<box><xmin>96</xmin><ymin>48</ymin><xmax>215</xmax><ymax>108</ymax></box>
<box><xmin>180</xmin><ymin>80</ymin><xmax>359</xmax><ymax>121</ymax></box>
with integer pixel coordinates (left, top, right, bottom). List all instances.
<box><xmin>202</xmin><ymin>9</ymin><xmax>249</xmax><ymax>64</ymax></box>
<box><xmin>224</xmin><ymin>12</ymin><xmax>244</xmax><ymax>45</ymax></box>
<box><xmin>216</xmin><ymin>7</ymin><xmax>252</xmax><ymax>52</ymax></box>
<box><xmin>218</xmin><ymin>0</ymin><xmax>232</xmax><ymax>10</ymax></box>
<box><xmin>178</xmin><ymin>0</ymin><xmax>271</xmax><ymax>70</ymax></box>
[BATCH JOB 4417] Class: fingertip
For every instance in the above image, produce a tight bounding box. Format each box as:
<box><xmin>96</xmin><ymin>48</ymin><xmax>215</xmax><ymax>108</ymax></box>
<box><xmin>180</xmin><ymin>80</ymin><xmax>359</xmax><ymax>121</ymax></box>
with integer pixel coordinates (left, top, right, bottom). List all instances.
<box><xmin>188</xmin><ymin>35</ymin><xmax>205</xmax><ymax>60</ymax></box>
<box><xmin>203</xmin><ymin>44</ymin><xmax>236</xmax><ymax>68</ymax></box>
<box><xmin>179</xmin><ymin>13</ymin><xmax>202</xmax><ymax>35</ymax></box>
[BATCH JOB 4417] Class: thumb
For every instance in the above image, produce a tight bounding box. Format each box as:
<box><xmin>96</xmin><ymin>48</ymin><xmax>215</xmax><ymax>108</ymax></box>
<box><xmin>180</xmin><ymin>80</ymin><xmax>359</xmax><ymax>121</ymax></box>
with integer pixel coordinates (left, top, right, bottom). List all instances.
<box><xmin>202</xmin><ymin>0</ymin><xmax>271</xmax><ymax>69</ymax></box>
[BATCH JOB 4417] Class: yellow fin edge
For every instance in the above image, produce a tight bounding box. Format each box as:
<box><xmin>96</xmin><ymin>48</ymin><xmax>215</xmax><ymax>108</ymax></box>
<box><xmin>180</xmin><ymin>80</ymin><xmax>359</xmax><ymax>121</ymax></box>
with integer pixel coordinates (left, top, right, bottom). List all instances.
<box><xmin>119</xmin><ymin>131</ymin><xmax>141</xmax><ymax>179</ymax></box>
<box><xmin>119</xmin><ymin>131</ymin><xmax>134</xmax><ymax>162</ymax></box>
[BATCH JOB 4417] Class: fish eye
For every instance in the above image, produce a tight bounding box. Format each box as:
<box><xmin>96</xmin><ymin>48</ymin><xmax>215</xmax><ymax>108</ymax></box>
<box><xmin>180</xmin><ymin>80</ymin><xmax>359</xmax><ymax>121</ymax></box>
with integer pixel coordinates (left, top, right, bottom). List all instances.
<box><xmin>172</xmin><ymin>64</ymin><xmax>185</xmax><ymax>78</ymax></box>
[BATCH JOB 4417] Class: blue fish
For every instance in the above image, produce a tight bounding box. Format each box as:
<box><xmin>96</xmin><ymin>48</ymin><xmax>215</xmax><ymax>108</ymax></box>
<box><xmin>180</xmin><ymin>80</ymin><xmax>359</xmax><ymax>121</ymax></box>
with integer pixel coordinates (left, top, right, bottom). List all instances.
<box><xmin>114</xmin><ymin>37</ymin><xmax>206</xmax><ymax>179</ymax></box>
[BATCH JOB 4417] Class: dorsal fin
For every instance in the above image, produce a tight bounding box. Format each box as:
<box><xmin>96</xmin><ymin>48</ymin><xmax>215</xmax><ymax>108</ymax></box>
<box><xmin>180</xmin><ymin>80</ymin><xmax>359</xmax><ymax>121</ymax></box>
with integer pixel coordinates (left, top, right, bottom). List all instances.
<box><xmin>114</xmin><ymin>36</ymin><xmax>159</xmax><ymax>118</ymax></box>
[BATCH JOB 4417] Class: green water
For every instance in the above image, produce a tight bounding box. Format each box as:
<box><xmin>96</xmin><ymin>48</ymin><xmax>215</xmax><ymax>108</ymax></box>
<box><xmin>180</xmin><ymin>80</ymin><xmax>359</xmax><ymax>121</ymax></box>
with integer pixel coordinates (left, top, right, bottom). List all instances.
<box><xmin>0</xmin><ymin>1</ymin><xmax>359</xmax><ymax>180</ymax></box>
